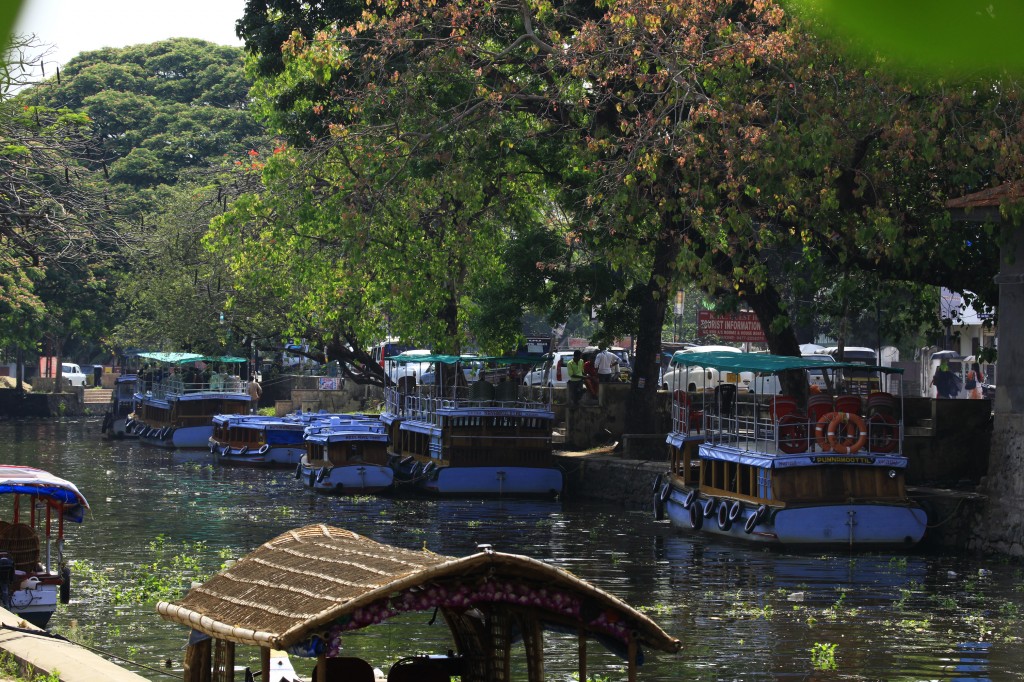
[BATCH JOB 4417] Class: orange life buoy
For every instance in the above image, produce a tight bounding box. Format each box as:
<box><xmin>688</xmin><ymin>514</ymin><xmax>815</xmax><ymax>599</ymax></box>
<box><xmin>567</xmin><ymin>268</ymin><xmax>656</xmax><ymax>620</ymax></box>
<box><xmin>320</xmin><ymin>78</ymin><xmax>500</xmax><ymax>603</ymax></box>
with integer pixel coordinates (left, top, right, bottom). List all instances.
<box><xmin>814</xmin><ymin>411</ymin><xmax>837</xmax><ymax>452</ymax></box>
<box><xmin>827</xmin><ymin>412</ymin><xmax>867</xmax><ymax>454</ymax></box>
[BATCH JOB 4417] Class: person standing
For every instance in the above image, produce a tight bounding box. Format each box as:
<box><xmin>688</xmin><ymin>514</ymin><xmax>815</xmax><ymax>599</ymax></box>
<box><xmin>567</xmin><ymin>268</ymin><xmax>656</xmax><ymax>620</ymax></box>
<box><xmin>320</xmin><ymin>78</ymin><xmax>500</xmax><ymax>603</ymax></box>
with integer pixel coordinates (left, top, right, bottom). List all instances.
<box><xmin>931</xmin><ymin>362</ymin><xmax>961</xmax><ymax>399</ymax></box>
<box><xmin>248</xmin><ymin>374</ymin><xmax>263</xmax><ymax>413</ymax></box>
<box><xmin>965</xmin><ymin>362</ymin><xmax>985</xmax><ymax>399</ymax></box>
<box><xmin>566</xmin><ymin>350</ymin><xmax>585</xmax><ymax>405</ymax></box>
<box><xmin>594</xmin><ymin>347</ymin><xmax>620</xmax><ymax>383</ymax></box>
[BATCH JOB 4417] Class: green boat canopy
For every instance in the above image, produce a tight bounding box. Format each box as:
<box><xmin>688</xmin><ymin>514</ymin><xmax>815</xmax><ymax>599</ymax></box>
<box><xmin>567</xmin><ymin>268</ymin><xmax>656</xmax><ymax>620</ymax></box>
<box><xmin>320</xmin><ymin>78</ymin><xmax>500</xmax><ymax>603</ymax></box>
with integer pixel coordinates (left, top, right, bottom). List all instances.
<box><xmin>135</xmin><ymin>352</ymin><xmax>247</xmax><ymax>365</ymax></box>
<box><xmin>670</xmin><ymin>350</ymin><xmax>903</xmax><ymax>374</ymax></box>
<box><xmin>386</xmin><ymin>354</ymin><xmax>541</xmax><ymax>365</ymax></box>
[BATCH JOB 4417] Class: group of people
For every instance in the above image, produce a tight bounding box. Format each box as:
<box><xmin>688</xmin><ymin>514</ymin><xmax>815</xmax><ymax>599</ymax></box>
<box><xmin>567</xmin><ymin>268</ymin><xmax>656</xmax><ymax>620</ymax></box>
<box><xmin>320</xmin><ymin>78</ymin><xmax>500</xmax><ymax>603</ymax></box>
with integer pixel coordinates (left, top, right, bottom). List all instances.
<box><xmin>931</xmin><ymin>361</ymin><xmax>986</xmax><ymax>399</ymax></box>
<box><xmin>566</xmin><ymin>347</ymin><xmax>621</xmax><ymax>404</ymax></box>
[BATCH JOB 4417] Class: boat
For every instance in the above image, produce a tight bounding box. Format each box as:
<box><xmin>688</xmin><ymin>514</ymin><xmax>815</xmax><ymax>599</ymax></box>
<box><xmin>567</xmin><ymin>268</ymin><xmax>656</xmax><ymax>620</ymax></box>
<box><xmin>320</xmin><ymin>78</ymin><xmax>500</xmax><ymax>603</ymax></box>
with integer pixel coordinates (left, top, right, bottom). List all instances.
<box><xmin>0</xmin><ymin>466</ymin><xmax>89</xmax><ymax>627</ymax></box>
<box><xmin>654</xmin><ymin>350</ymin><xmax>927</xmax><ymax>547</ymax></box>
<box><xmin>126</xmin><ymin>352</ymin><xmax>253</xmax><ymax>449</ymax></box>
<box><xmin>156</xmin><ymin>524</ymin><xmax>680</xmax><ymax>682</ymax></box>
<box><xmin>210</xmin><ymin>410</ymin><xmax>377</xmax><ymax>467</ymax></box>
<box><xmin>381</xmin><ymin>354</ymin><xmax>562</xmax><ymax>497</ymax></box>
<box><xmin>297</xmin><ymin>415</ymin><xmax>393</xmax><ymax>494</ymax></box>
<box><xmin>101</xmin><ymin>372</ymin><xmax>139</xmax><ymax>439</ymax></box>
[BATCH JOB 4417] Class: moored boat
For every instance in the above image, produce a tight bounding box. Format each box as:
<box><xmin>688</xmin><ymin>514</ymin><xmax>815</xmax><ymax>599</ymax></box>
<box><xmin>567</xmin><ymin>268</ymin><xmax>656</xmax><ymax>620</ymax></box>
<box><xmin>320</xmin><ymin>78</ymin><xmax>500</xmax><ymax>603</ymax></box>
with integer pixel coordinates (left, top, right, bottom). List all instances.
<box><xmin>101</xmin><ymin>373</ymin><xmax>139</xmax><ymax>439</ymax></box>
<box><xmin>0</xmin><ymin>466</ymin><xmax>89</xmax><ymax>627</ymax></box>
<box><xmin>297</xmin><ymin>415</ymin><xmax>392</xmax><ymax>494</ymax></box>
<box><xmin>126</xmin><ymin>353</ymin><xmax>252</xmax><ymax>449</ymax></box>
<box><xmin>156</xmin><ymin>524</ymin><xmax>680</xmax><ymax>681</ymax></box>
<box><xmin>656</xmin><ymin>350</ymin><xmax>927</xmax><ymax>548</ymax></box>
<box><xmin>382</xmin><ymin>354</ymin><xmax>562</xmax><ymax>498</ymax></box>
<box><xmin>210</xmin><ymin>409</ymin><xmax>361</xmax><ymax>466</ymax></box>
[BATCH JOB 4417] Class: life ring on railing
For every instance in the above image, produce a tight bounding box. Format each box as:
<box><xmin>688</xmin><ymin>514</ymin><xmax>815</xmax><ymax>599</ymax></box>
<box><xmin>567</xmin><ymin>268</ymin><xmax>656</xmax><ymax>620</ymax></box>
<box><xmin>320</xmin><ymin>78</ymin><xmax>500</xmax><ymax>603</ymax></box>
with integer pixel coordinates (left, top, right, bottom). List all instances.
<box><xmin>826</xmin><ymin>412</ymin><xmax>867</xmax><ymax>454</ymax></box>
<box><xmin>777</xmin><ymin>414</ymin><xmax>809</xmax><ymax>454</ymax></box>
<box><xmin>868</xmin><ymin>413</ymin><xmax>899</xmax><ymax>453</ymax></box>
<box><xmin>814</xmin><ymin>412</ymin><xmax>837</xmax><ymax>452</ymax></box>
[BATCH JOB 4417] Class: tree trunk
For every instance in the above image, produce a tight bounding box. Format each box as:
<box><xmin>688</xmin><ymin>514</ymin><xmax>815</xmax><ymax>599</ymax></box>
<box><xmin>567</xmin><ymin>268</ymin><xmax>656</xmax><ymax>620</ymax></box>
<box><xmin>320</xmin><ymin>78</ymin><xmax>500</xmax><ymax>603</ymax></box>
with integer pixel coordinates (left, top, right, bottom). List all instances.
<box><xmin>624</xmin><ymin>230</ymin><xmax>680</xmax><ymax>434</ymax></box>
<box><xmin>746</xmin><ymin>281</ymin><xmax>804</xmax><ymax>399</ymax></box>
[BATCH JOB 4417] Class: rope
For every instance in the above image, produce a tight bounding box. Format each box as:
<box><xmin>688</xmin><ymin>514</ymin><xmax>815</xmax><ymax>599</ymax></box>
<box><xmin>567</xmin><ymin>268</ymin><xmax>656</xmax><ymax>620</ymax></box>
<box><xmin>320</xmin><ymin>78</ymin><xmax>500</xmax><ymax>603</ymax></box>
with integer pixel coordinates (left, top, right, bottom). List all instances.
<box><xmin>0</xmin><ymin>623</ymin><xmax>179</xmax><ymax>678</ymax></box>
<box><xmin>925</xmin><ymin>496</ymin><xmax>968</xmax><ymax>529</ymax></box>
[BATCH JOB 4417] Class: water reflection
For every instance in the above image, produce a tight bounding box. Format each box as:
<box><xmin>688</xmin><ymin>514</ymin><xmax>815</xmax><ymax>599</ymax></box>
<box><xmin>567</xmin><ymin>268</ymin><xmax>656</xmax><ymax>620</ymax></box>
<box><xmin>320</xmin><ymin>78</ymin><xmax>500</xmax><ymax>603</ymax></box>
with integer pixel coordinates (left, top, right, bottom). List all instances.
<box><xmin>2</xmin><ymin>419</ymin><xmax>1022</xmax><ymax>681</ymax></box>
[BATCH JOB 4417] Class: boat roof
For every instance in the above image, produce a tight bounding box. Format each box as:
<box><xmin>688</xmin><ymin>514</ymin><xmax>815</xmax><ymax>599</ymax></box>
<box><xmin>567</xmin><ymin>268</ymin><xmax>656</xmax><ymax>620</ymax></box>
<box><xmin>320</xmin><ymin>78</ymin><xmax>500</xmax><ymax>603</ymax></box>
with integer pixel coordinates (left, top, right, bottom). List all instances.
<box><xmin>670</xmin><ymin>350</ymin><xmax>903</xmax><ymax>374</ymax></box>
<box><xmin>0</xmin><ymin>466</ymin><xmax>89</xmax><ymax>521</ymax></box>
<box><xmin>387</xmin><ymin>353</ymin><xmax>538</xmax><ymax>365</ymax></box>
<box><xmin>156</xmin><ymin>525</ymin><xmax>680</xmax><ymax>658</ymax></box>
<box><xmin>136</xmin><ymin>352</ymin><xmax>246</xmax><ymax>365</ymax></box>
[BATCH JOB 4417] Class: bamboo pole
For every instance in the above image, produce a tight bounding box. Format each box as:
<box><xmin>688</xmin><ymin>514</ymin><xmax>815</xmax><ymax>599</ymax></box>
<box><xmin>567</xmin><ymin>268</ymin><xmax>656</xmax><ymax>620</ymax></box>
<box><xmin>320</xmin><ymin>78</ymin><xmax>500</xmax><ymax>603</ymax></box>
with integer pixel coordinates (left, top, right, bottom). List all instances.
<box><xmin>577</xmin><ymin>631</ymin><xmax>587</xmax><ymax>682</ymax></box>
<box><xmin>627</xmin><ymin>635</ymin><xmax>638</xmax><ymax>682</ymax></box>
<box><xmin>260</xmin><ymin>648</ymin><xmax>270</xmax><ymax>682</ymax></box>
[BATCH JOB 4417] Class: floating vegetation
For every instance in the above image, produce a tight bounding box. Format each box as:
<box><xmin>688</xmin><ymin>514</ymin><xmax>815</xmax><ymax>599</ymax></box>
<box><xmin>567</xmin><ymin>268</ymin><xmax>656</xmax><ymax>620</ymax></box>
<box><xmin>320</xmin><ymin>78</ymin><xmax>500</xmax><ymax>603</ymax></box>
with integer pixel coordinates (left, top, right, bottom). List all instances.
<box><xmin>811</xmin><ymin>642</ymin><xmax>838</xmax><ymax>671</ymax></box>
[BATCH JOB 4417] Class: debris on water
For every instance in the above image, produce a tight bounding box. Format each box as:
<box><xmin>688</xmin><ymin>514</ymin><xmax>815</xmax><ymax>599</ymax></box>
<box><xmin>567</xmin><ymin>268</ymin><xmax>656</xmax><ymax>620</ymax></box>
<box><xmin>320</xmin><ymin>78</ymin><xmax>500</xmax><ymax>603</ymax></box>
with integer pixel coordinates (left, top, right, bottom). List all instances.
<box><xmin>787</xmin><ymin>591</ymin><xmax>805</xmax><ymax>602</ymax></box>
<box><xmin>947</xmin><ymin>571</ymin><xmax>958</xmax><ymax>579</ymax></box>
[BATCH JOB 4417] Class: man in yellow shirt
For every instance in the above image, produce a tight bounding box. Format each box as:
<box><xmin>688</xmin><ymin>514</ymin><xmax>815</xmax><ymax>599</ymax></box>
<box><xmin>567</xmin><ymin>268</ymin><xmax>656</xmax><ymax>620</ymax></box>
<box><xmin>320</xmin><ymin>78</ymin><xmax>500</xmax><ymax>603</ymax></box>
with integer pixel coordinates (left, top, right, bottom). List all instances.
<box><xmin>566</xmin><ymin>350</ymin><xmax>585</xmax><ymax>404</ymax></box>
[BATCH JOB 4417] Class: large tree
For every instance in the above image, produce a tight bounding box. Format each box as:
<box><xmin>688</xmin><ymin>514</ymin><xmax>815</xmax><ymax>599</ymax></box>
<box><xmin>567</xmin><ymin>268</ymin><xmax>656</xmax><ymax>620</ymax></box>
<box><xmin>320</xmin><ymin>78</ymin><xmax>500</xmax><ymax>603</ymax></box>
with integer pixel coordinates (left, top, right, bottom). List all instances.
<box><xmin>237</xmin><ymin>1</ymin><xmax>1023</xmax><ymax>428</ymax></box>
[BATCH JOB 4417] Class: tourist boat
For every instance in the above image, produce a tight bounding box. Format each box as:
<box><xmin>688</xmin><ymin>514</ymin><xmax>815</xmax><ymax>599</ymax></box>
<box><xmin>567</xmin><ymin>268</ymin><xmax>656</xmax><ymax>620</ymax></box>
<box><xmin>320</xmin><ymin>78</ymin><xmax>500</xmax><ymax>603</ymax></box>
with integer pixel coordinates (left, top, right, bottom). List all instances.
<box><xmin>0</xmin><ymin>466</ymin><xmax>89</xmax><ymax>627</ymax></box>
<box><xmin>381</xmin><ymin>354</ymin><xmax>562</xmax><ymax>497</ymax></box>
<box><xmin>297</xmin><ymin>416</ymin><xmax>393</xmax><ymax>494</ymax></box>
<box><xmin>101</xmin><ymin>372</ymin><xmax>139</xmax><ymax>439</ymax></box>
<box><xmin>126</xmin><ymin>352</ymin><xmax>252</xmax><ymax>449</ymax></box>
<box><xmin>655</xmin><ymin>350</ymin><xmax>927</xmax><ymax>547</ymax></box>
<box><xmin>156</xmin><ymin>524</ymin><xmax>680</xmax><ymax>682</ymax></box>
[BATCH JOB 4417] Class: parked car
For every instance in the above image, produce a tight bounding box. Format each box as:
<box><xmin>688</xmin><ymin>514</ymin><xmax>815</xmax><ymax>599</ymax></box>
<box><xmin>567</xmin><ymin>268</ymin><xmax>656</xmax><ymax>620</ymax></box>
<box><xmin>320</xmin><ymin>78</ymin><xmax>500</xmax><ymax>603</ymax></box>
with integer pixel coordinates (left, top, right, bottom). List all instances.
<box><xmin>661</xmin><ymin>345</ymin><xmax>751</xmax><ymax>393</ymax></box>
<box><xmin>523</xmin><ymin>351</ymin><xmax>576</xmax><ymax>387</ymax></box>
<box><xmin>387</xmin><ymin>349</ymin><xmax>433</xmax><ymax>385</ymax></box>
<box><xmin>61</xmin><ymin>363</ymin><xmax>88</xmax><ymax>387</ymax></box>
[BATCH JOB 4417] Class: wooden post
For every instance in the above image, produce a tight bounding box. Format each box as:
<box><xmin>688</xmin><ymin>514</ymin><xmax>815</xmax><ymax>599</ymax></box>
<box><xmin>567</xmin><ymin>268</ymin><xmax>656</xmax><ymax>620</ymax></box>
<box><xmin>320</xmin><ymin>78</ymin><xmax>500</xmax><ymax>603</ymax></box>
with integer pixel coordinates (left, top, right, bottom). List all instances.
<box><xmin>224</xmin><ymin>641</ymin><xmax>235</xmax><ymax>682</ymax></box>
<box><xmin>627</xmin><ymin>635</ymin><xmax>638</xmax><ymax>682</ymax></box>
<box><xmin>577</xmin><ymin>631</ymin><xmax>587</xmax><ymax>682</ymax></box>
<box><xmin>260</xmin><ymin>648</ymin><xmax>270</xmax><ymax>682</ymax></box>
<box><xmin>316</xmin><ymin>653</ymin><xmax>328</xmax><ymax>682</ymax></box>
<box><xmin>183</xmin><ymin>638</ymin><xmax>212</xmax><ymax>682</ymax></box>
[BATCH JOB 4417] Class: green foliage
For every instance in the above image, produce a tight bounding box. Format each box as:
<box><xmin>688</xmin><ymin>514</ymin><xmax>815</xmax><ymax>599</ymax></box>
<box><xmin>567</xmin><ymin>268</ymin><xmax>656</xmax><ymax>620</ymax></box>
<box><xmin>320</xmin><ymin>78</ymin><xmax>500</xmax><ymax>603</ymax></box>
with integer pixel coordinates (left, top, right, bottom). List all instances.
<box><xmin>810</xmin><ymin>642</ymin><xmax>838</xmax><ymax>671</ymax></box>
<box><xmin>0</xmin><ymin>651</ymin><xmax>60</xmax><ymax>682</ymax></box>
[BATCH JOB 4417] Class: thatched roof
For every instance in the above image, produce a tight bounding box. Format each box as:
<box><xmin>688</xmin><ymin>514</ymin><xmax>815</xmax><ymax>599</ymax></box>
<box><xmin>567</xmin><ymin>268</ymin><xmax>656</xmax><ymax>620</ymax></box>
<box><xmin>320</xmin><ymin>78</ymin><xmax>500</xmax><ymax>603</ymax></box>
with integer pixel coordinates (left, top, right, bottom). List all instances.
<box><xmin>156</xmin><ymin>525</ymin><xmax>680</xmax><ymax>655</ymax></box>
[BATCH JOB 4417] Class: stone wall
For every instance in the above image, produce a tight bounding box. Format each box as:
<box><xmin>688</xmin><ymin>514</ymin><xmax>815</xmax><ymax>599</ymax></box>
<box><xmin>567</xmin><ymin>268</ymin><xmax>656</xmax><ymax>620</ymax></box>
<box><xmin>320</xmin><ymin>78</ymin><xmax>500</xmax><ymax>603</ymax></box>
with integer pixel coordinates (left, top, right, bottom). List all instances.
<box><xmin>556</xmin><ymin>452</ymin><xmax>664</xmax><ymax>511</ymax></box>
<box><xmin>284</xmin><ymin>378</ymin><xmax>385</xmax><ymax>415</ymax></box>
<box><xmin>0</xmin><ymin>389</ymin><xmax>83</xmax><ymax>418</ymax></box>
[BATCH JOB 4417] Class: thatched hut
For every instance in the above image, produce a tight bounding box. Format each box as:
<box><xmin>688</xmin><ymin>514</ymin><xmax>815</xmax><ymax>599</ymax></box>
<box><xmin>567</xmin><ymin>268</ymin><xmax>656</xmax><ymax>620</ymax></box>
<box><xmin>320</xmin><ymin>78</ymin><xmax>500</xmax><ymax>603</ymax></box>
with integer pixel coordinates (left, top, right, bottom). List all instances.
<box><xmin>157</xmin><ymin>524</ymin><xmax>680</xmax><ymax>681</ymax></box>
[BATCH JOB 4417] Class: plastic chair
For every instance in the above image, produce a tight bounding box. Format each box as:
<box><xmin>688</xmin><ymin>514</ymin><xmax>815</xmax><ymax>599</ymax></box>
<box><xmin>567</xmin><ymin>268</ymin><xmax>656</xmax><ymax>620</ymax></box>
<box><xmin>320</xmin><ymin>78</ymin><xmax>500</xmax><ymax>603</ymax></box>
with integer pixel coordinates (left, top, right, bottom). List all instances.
<box><xmin>867</xmin><ymin>391</ymin><xmax>896</xmax><ymax>417</ymax></box>
<box><xmin>673</xmin><ymin>390</ymin><xmax>703</xmax><ymax>434</ymax></box>
<box><xmin>768</xmin><ymin>396</ymin><xmax>799</xmax><ymax>420</ymax></box>
<box><xmin>834</xmin><ymin>394</ymin><xmax>862</xmax><ymax>415</ymax></box>
<box><xmin>311</xmin><ymin>657</ymin><xmax>377</xmax><ymax>682</ymax></box>
<box><xmin>806</xmin><ymin>394</ymin><xmax>834</xmax><ymax>425</ymax></box>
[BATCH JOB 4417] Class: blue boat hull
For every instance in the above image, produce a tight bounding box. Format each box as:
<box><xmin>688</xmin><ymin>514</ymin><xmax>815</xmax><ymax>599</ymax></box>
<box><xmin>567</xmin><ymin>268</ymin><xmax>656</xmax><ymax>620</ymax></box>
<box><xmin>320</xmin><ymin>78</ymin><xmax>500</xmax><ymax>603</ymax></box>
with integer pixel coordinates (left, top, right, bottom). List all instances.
<box><xmin>298</xmin><ymin>462</ymin><xmax>393</xmax><ymax>494</ymax></box>
<box><xmin>663</xmin><ymin>484</ymin><xmax>927</xmax><ymax>547</ymax></box>
<box><xmin>137</xmin><ymin>425</ymin><xmax>211</xmax><ymax>449</ymax></box>
<box><xmin>415</xmin><ymin>466</ymin><xmax>563</xmax><ymax>498</ymax></box>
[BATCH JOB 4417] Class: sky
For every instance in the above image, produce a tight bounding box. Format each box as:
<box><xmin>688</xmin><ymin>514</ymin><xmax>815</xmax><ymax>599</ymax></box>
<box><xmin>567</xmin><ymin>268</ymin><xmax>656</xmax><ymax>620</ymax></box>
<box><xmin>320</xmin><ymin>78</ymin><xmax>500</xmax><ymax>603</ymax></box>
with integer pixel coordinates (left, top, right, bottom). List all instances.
<box><xmin>13</xmin><ymin>0</ymin><xmax>247</xmax><ymax>68</ymax></box>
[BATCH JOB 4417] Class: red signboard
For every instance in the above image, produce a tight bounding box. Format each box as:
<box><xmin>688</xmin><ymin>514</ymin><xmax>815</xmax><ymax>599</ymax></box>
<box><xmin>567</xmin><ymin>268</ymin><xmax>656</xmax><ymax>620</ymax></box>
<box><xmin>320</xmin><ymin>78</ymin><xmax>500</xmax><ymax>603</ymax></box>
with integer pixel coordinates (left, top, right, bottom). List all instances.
<box><xmin>697</xmin><ymin>311</ymin><xmax>766</xmax><ymax>343</ymax></box>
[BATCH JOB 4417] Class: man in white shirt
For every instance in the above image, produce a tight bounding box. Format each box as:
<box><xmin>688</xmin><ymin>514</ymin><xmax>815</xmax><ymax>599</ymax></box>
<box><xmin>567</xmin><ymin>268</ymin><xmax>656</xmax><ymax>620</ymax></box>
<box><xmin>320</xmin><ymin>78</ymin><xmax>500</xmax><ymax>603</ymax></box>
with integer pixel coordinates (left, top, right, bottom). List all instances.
<box><xmin>594</xmin><ymin>347</ymin><xmax>619</xmax><ymax>383</ymax></box>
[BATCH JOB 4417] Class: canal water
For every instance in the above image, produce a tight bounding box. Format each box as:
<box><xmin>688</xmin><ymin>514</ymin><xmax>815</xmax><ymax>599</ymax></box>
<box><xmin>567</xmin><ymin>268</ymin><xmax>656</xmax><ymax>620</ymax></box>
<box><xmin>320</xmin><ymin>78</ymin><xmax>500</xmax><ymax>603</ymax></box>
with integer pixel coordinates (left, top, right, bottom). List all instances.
<box><xmin>4</xmin><ymin>419</ymin><xmax>1023</xmax><ymax>681</ymax></box>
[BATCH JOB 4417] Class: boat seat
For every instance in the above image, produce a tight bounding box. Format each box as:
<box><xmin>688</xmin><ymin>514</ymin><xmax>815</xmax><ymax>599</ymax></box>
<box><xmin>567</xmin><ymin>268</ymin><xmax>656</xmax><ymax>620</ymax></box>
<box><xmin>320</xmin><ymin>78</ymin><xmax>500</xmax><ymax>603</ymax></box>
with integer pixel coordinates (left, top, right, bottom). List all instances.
<box><xmin>673</xmin><ymin>391</ymin><xmax>703</xmax><ymax>434</ymax></box>
<box><xmin>2</xmin><ymin>523</ymin><xmax>39</xmax><ymax>572</ymax></box>
<box><xmin>493</xmin><ymin>379</ymin><xmax>518</xmax><ymax>404</ymax></box>
<box><xmin>867</xmin><ymin>391</ymin><xmax>896</xmax><ymax>417</ymax></box>
<box><xmin>469</xmin><ymin>379</ymin><xmax>495</xmax><ymax>403</ymax></box>
<box><xmin>387</xmin><ymin>659</ymin><xmax>451</xmax><ymax>682</ymax></box>
<box><xmin>768</xmin><ymin>396</ymin><xmax>799</xmax><ymax>420</ymax></box>
<box><xmin>311</xmin><ymin>656</ymin><xmax>377</xmax><ymax>682</ymax></box>
<box><xmin>834</xmin><ymin>394</ymin><xmax>862</xmax><ymax>415</ymax></box>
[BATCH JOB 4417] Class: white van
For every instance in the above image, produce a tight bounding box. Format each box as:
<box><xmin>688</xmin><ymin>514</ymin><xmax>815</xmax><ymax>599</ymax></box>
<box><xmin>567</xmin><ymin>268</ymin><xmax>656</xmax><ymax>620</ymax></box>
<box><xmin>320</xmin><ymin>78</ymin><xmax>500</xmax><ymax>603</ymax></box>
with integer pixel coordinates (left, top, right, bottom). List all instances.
<box><xmin>661</xmin><ymin>345</ymin><xmax>752</xmax><ymax>393</ymax></box>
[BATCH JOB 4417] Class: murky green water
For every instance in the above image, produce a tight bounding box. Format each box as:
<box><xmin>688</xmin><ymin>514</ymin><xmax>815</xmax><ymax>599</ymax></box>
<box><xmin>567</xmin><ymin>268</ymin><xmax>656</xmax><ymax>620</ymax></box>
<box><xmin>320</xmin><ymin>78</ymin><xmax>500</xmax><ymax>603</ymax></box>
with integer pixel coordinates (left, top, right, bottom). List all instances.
<box><xmin>4</xmin><ymin>419</ymin><xmax>1022</xmax><ymax>681</ymax></box>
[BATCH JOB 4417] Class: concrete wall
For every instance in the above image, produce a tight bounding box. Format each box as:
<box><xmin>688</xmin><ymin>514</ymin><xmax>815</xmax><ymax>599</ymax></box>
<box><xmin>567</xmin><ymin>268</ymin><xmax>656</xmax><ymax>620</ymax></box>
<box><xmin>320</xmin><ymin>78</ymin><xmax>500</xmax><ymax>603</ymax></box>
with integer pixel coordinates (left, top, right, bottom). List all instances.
<box><xmin>0</xmin><ymin>388</ymin><xmax>84</xmax><ymax>417</ymax></box>
<box><xmin>284</xmin><ymin>379</ymin><xmax>384</xmax><ymax>415</ymax></box>
<box><xmin>556</xmin><ymin>452</ymin><xmax>665</xmax><ymax>510</ymax></box>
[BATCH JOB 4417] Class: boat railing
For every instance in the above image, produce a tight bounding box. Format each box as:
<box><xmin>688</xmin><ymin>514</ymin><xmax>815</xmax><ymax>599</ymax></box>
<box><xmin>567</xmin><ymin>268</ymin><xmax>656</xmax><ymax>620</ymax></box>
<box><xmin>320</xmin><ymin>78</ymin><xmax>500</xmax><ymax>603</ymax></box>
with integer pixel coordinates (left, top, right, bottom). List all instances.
<box><xmin>383</xmin><ymin>385</ymin><xmax>552</xmax><ymax>427</ymax></box>
<box><xmin>671</xmin><ymin>391</ymin><xmax>904</xmax><ymax>457</ymax></box>
<box><xmin>144</xmin><ymin>377</ymin><xmax>250</xmax><ymax>398</ymax></box>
